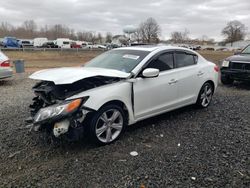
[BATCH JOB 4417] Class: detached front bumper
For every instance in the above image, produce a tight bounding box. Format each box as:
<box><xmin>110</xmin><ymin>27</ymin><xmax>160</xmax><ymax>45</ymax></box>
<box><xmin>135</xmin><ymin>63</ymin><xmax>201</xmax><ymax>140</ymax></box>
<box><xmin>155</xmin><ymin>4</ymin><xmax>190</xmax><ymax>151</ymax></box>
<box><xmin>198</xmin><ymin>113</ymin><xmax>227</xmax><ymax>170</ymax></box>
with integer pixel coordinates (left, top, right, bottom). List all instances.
<box><xmin>221</xmin><ymin>69</ymin><xmax>250</xmax><ymax>81</ymax></box>
<box><xmin>27</xmin><ymin>107</ymin><xmax>93</xmax><ymax>141</ymax></box>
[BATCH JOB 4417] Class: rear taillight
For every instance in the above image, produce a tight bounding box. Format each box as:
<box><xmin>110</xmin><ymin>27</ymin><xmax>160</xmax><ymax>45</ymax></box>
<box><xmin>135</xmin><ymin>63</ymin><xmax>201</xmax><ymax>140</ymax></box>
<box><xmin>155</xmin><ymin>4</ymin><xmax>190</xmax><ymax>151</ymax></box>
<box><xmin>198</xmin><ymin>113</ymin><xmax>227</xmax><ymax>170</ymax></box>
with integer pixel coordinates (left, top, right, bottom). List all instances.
<box><xmin>214</xmin><ymin>65</ymin><xmax>219</xmax><ymax>72</ymax></box>
<box><xmin>0</xmin><ymin>60</ymin><xmax>10</xmax><ymax>67</ymax></box>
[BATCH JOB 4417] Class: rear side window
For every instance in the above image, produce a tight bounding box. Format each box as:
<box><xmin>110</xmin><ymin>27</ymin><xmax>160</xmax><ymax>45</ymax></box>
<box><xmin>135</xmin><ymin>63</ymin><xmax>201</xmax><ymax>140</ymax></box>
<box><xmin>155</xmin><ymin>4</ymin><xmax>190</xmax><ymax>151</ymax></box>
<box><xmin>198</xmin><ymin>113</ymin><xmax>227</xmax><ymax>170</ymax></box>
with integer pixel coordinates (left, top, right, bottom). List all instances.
<box><xmin>147</xmin><ymin>53</ymin><xmax>174</xmax><ymax>72</ymax></box>
<box><xmin>175</xmin><ymin>52</ymin><xmax>197</xmax><ymax>68</ymax></box>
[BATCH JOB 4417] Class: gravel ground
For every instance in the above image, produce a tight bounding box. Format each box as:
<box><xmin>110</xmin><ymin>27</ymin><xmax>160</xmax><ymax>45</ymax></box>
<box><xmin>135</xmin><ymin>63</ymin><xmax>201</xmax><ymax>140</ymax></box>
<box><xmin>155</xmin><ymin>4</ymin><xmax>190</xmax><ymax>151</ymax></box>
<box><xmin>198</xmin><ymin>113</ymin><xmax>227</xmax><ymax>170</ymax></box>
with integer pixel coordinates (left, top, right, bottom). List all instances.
<box><xmin>0</xmin><ymin>74</ymin><xmax>249</xmax><ymax>188</ymax></box>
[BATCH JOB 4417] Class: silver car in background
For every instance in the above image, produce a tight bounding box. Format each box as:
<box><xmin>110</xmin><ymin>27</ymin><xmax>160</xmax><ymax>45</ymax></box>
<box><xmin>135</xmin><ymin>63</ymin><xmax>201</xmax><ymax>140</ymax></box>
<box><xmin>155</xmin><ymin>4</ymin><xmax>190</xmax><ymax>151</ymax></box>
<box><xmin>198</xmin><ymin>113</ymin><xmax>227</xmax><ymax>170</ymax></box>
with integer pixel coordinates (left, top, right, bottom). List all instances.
<box><xmin>0</xmin><ymin>51</ymin><xmax>13</xmax><ymax>79</ymax></box>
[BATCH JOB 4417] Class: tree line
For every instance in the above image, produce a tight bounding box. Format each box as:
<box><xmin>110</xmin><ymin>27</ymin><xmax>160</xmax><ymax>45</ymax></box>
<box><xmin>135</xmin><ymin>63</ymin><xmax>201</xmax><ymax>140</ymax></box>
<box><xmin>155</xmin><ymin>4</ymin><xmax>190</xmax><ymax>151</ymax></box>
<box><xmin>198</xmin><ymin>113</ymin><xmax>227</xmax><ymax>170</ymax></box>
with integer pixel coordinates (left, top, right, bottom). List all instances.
<box><xmin>170</xmin><ymin>20</ymin><xmax>248</xmax><ymax>46</ymax></box>
<box><xmin>0</xmin><ymin>18</ymin><xmax>248</xmax><ymax>45</ymax></box>
<box><xmin>0</xmin><ymin>18</ymin><xmax>161</xmax><ymax>44</ymax></box>
<box><xmin>0</xmin><ymin>20</ymin><xmax>106</xmax><ymax>43</ymax></box>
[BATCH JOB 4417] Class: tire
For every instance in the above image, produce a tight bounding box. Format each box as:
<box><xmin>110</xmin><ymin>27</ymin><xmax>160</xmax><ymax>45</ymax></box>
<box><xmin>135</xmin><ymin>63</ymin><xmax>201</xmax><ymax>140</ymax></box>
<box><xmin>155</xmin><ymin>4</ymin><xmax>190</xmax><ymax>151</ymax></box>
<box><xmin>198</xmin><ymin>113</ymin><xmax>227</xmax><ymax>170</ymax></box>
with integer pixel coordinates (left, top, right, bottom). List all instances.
<box><xmin>221</xmin><ymin>75</ymin><xmax>234</xmax><ymax>85</ymax></box>
<box><xmin>196</xmin><ymin>82</ymin><xmax>214</xmax><ymax>108</ymax></box>
<box><xmin>87</xmin><ymin>104</ymin><xmax>126</xmax><ymax>145</ymax></box>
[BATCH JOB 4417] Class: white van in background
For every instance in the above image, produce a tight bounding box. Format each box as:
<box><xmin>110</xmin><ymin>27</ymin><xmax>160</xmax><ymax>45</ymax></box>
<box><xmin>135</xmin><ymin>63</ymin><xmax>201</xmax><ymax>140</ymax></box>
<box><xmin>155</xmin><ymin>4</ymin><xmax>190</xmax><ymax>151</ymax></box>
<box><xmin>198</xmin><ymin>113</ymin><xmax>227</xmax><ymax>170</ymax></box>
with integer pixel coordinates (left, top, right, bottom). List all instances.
<box><xmin>82</xmin><ymin>41</ymin><xmax>93</xmax><ymax>49</ymax></box>
<box><xmin>33</xmin><ymin>38</ymin><xmax>48</xmax><ymax>47</ymax></box>
<box><xmin>55</xmin><ymin>38</ymin><xmax>71</xmax><ymax>49</ymax></box>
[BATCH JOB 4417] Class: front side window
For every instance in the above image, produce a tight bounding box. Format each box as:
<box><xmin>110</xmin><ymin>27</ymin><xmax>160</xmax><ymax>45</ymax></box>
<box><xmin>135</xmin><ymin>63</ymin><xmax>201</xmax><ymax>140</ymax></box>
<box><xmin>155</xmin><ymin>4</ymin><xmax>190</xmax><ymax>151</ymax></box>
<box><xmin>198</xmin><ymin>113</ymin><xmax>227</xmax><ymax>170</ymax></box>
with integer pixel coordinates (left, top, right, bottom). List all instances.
<box><xmin>241</xmin><ymin>45</ymin><xmax>250</xmax><ymax>54</ymax></box>
<box><xmin>146</xmin><ymin>53</ymin><xmax>174</xmax><ymax>72</ymax></box>
<box><xmin>85</xmin><ymin>50</ymin><xmax>149</xmax><ymax>73</ymax></box>
<box><xmin>175</xmin><ymin>52</ymin><xmax>197</xmax><ymax>68</ymax></box>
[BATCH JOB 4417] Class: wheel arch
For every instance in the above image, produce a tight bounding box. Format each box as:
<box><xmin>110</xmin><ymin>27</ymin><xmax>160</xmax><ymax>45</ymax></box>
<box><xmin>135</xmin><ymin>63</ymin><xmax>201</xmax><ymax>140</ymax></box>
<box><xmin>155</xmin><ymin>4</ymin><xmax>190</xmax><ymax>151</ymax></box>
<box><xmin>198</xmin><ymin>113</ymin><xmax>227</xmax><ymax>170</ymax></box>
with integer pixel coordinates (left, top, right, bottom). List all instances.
<box><xmin>196</xmin><ymin>80</ymin><xmax>215</xmax><ymax>103</ymax></box>
<box><xmin>204</xmin><ymin>80</ymin><xmax>215</xmax><ymax>93</ymax></box>
<box><xmin>98</xmin><ymin>100</ymin><xmax>130</xmax><ymax>125</ymax></box>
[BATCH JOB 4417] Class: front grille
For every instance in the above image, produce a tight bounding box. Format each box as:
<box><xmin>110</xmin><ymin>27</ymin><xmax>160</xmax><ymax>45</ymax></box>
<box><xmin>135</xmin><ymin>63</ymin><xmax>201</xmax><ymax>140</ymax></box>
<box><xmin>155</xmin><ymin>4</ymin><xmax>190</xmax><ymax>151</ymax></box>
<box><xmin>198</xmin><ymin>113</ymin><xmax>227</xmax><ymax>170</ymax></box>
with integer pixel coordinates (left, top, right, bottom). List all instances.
<box><xmin>231</xmin><ymin>62</ymin><xmax>250</xmax><ymax>71</ymax></box>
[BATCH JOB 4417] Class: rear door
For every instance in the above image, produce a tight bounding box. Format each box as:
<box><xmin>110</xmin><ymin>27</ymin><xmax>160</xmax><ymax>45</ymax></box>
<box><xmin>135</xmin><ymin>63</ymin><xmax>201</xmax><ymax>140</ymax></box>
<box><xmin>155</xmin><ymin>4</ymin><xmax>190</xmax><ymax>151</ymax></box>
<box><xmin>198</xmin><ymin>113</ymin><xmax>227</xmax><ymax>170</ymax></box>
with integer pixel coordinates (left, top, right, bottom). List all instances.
<box><xmin>173</xmin><ymin>51</ymin><xmax>203</xmax><ymax>105</ymax></box>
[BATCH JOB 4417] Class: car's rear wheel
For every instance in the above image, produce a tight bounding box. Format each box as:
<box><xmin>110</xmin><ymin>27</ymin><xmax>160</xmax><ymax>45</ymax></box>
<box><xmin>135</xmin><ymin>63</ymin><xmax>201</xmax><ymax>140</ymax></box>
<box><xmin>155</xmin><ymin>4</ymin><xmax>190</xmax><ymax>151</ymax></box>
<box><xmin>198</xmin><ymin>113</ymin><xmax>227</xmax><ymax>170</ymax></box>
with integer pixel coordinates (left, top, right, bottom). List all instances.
<box><xmin>88</xmin><ymin>104</ymin><xmax>126</xmax><ymax>145</ymax></box>
<box><xmin>221</xmin><ymin>75</ymin><xmax>234</xmax><ymax>85</ymax></box>
<box><xmin>196</xmin><ymin>82</ymin><xmax>214</xmax><ymax>108</ymax></box>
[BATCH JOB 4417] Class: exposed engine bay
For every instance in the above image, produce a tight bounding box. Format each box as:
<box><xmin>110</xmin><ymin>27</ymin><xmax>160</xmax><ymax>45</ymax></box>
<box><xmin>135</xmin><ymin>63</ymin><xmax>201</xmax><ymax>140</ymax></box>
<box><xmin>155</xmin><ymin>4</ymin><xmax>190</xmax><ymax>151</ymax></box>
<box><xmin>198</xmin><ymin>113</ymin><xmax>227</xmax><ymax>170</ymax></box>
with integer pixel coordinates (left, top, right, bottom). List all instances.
<box><xmin>30</xmin><ymin>76</ymin><xmax>121</xmax><ymax>114</ymax></box>
<box><xmin>28</xmin><ymin>76</ymin><xmax>122</xmax><ymax>141</ymax></box>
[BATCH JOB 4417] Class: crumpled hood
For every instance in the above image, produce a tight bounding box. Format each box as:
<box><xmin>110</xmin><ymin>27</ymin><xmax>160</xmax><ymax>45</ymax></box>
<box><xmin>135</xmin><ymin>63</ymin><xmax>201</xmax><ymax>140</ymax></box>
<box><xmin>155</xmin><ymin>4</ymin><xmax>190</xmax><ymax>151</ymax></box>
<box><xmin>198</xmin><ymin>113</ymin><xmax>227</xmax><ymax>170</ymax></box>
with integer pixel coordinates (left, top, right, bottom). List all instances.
<box><xmin>29</xmin><ymin>67</ymin><xmax>130</xmax><ymax>84</ymax></box>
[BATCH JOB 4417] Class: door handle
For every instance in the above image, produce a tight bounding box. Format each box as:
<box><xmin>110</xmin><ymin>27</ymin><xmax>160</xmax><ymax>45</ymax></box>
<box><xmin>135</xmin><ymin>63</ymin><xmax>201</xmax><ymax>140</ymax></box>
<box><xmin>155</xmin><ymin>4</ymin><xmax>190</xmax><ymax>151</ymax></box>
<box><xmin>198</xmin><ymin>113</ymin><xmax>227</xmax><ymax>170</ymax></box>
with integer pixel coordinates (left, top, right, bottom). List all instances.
<box><xmin>197</xmin><ymin>71</ymin><xmax>204</xmax><ymax>76</ymax></box>
<box><xmin>168</xmin><ymin>79</ymin><xmax>178</xmax><ymax>85</ymax></box>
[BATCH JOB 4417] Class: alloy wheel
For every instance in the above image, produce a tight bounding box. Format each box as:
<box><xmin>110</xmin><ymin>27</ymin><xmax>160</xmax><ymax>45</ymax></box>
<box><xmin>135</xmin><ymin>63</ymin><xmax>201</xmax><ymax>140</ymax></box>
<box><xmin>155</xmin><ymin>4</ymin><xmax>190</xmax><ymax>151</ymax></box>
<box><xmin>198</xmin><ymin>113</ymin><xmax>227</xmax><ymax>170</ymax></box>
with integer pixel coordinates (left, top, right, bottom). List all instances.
<box><xmin>200</xmin><ymin>84</ymin><xmax>213</xmax><ymax>107</ymax></box>
<box><xmin>95</xmin><ymin>109</ymin><xmax>124</xmax><ymax>143</ymax></box>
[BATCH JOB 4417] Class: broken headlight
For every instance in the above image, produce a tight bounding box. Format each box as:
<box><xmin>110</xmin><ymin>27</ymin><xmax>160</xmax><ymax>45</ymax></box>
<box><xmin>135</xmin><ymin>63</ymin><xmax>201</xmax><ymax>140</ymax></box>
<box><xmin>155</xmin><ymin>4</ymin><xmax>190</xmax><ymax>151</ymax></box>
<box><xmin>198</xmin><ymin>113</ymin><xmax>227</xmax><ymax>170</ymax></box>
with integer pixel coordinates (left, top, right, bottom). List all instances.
<box><xmin>34</xmin><ymin>98</ymin><xmax>88</xmax><ymax>123</ymax></box>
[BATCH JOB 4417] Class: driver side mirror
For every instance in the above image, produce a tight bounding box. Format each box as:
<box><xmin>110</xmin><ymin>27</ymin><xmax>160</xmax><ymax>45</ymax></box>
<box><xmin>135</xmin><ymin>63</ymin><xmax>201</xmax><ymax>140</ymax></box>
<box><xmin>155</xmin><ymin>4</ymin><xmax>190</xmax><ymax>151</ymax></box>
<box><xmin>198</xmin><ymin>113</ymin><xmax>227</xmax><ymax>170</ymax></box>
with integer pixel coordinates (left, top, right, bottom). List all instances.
<box><xmin>142</xmin><ymin>68</ymin><xmax>160</xmax><ymax>78</ymax></box>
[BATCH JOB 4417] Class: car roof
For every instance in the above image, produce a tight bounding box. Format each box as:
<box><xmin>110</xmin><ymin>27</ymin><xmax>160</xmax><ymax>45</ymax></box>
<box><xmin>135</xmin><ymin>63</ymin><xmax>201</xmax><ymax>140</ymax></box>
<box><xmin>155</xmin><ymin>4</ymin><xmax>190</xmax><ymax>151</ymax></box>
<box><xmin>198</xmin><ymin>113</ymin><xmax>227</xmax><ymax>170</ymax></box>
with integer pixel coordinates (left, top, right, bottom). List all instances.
<box><xmin>116</xmin><ymin>45</ymin><xmax>192</xmax><ymax>52</ymax></box>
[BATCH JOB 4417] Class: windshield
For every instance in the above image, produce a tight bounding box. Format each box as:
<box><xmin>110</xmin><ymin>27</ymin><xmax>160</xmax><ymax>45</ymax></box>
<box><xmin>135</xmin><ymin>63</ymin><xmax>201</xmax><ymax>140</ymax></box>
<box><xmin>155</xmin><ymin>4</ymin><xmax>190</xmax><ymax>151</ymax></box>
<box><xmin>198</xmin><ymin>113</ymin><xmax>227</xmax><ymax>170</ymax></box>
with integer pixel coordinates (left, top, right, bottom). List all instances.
<box><xmin>85</xmin><ymin>49</ymin><xmax>149</xmax><ymax>73</ymax></box>
<box><xmin>241</xmin><ymin>45</ymin><xmax>250</xmax><ymax>54</ymax></box>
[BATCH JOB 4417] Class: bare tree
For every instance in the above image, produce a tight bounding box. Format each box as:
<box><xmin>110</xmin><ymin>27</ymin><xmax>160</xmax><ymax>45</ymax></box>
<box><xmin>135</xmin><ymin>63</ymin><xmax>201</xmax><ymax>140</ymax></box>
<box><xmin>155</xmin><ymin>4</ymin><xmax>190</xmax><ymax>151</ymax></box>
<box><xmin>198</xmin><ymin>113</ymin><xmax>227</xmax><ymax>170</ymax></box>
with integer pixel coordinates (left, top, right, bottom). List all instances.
<box><xmin>132</xmin><ymin>28</ymin><xmax>143</xmax><ymax>43</ymax></box>
<box><xmin>50</xmin><ymin>24</ymin><xmax>71</xmax><ymax>39</ymax></box>
<box><xmin>170</xmin><ymin>29</ymin><xmax>189</xmax><ymax>43</ymax></box>
<box><xmin>39</xmin><ymin>25</ymin><xmax>50</xmax><ymax>38</ymax></box>
<box><xmin>222</xmin><ymin>20</ymin><xmax>247</xmax><ymax>46</ymax></box>
<box><xmin>170</xmin><ymin>31</ymin><xmax>184</xmax><ymax>43</ymax></box>
<box><xmin>97</xmin><ymin>32</ymin><xmax>102</xmax><ymax>44</ymax></box>
<box><xmin>69</xmin><ymin>29</ymin><xmax>77</xmax><ymax>40</ymax></box>
<box><xmin>105</xmin><ymin>32</ymin><xmax>112</xmax><ymax>43</ymax></box>
<box><xmin>21</xmin><ymin>20</ymin><xmax>37</xmax><ymax>38</ymax></box>
<box><xmin>139</xmin><ymin>17</ymin><xmax>161</xmax><ymax>43</ymax></box>
<box><xmin>0</xmin><ymin>22</ymin><xmax>14</xmax><ymax>37</ymax></box>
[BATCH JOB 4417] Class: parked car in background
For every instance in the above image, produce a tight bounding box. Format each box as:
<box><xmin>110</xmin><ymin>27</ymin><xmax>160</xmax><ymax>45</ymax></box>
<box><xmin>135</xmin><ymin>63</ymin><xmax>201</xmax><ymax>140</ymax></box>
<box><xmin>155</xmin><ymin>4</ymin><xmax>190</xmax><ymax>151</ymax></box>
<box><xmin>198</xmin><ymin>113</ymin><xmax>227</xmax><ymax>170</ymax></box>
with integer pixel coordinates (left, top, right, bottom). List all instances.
<box><xmin>34</xmin><ymin>38</ymin><xmax>48</xmax><ymax>48</ymax></box>
<box><xmin>28</xmin><ymin>46</ymin><xmax>219</xmax><ymax>145</ymax></box>
<box><xmin>203</xmin><ymin>47</ymin><xmax>215</xmax><ymax>51</ymax></box>
<box><xmin>216</xmin><ymin>47</ymin><xmax>229</xmax><ymax>51</ymax></box>
<box><xmin>0</xmin><ymin>51</ymin><xmax>12</xmax><ymax>79</ymax></box>
<box><xmin>2</xmin><ymin>37</ymin><xmax>20</xmax><ymax>48</ymax></box>
<box><xmin>92</xmin><ymin>44</ymin><xmax>107</xmax><ymax>49</ymax></box>
<box><xmin>18</xmin><ymin>39</ymin><xmax>33</xmax><ymax>48</ymax></box>
<box><xmin>220</xmin><ymin>44</ymin><xmax>250</xmax><ymax>84</ymax></box>
<box><xmin>71</xmin><ymin>42</ymin><xmax>82</xmax><ymax>48</ymax></box>
<box><xmin>192</xmin><ymin>45</ymin><xmax>201</xmax><ymax>51</ymax></box>
<box><xmin>41</xmin><ymin>41</ymin><xmax>58</xmax><ymax>48</ymax></box>
<box><xmin>82</xmin><ymin>42</ymin><xmax>92</xmax><ymax>49</ymax></box>
<box><xmin>55</xmin><ymin>38</ymin><xmax>71</xmax><ymax>49</ymax></box>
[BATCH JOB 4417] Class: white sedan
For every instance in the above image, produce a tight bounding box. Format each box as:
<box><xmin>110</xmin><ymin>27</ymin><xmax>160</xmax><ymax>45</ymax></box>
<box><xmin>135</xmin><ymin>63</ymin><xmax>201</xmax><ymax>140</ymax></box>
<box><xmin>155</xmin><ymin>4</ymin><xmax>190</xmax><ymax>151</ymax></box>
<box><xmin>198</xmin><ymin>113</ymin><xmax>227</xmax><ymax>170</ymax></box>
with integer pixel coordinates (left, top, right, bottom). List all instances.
<box><xmin>0</xmin><ymin>51</ymin><xmax>13</xmax><ymax>79</ymax></box>
<box><xmin>29</xmin><ymin>46</ymin><xmax>219</xmax><ymax>145</ymax></box>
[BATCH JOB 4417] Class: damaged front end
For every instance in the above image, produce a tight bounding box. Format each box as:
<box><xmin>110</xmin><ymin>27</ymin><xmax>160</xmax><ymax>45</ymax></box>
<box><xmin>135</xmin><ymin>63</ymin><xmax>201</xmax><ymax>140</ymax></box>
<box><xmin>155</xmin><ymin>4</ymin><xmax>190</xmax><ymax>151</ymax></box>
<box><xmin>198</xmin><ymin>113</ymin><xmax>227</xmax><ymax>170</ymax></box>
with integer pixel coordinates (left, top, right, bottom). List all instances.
<box><xmin>28</xmin><ymin>76</ymin><xmax>121</xmax><ymax>141</ymax></box>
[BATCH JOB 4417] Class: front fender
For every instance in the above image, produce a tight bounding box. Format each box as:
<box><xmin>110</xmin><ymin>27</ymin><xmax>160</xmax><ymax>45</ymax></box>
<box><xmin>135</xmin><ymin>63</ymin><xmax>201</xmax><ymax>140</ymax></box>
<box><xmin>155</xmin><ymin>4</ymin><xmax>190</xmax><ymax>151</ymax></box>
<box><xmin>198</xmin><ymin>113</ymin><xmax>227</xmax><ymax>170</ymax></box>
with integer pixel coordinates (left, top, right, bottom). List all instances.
<box><xmin>67</xmin><ymin>81</ymin><xmax>135</xmax><ymax>125</ymax></box>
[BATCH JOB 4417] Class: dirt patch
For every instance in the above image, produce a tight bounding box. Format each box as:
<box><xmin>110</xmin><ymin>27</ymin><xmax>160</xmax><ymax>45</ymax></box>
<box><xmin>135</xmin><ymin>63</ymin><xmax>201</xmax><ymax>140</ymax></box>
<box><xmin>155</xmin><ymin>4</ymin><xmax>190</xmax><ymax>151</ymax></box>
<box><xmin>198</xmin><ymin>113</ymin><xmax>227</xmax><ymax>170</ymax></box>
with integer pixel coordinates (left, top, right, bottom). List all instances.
<box><xmin>5</xmin><ymin>50</ymin><xmax>103</xmax><ymax>72</ymax></box>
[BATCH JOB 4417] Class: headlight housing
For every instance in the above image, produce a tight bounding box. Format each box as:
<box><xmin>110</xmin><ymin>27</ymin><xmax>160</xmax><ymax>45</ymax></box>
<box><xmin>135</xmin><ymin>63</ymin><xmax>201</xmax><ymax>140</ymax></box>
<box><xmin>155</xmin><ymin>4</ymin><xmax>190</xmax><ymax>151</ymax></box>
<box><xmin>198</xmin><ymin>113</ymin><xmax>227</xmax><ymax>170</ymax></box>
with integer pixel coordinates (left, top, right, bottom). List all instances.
<box><xmin>222</xmin><ymin>60</ymin><xmax>230</xmax><ymax>67</ymax></box>
<box><xmin>34</xmin><ymin>98</ymin><xmax>87</xmax><ymax>123</ymax></box>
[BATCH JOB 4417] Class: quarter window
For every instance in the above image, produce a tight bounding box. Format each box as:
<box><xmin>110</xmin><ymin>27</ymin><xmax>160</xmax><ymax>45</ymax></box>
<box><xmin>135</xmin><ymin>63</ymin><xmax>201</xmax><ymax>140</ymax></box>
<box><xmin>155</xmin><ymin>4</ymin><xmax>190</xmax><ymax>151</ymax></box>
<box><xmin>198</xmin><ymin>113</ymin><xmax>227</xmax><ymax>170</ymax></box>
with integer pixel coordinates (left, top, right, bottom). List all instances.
<box><xmin>147</xmin><ymin>53</ymin><xmax>174</xmax><ymax>71</ymax></box>
<box><xmin>175</xmin><ymin>52</ymin><xmax>197</xmax><ymax>68</ymax></box>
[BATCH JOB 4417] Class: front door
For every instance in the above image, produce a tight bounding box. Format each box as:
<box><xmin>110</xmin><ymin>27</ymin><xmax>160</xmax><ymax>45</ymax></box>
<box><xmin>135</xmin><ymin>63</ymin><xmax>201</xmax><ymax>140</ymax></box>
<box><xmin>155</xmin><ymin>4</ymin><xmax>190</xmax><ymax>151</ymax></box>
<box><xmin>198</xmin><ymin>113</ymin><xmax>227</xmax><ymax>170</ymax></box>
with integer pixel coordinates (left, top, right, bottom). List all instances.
<box><xmin>133</xmin><ymin>52</ymin><xmax>179</xmax><ymax>120</ymax></box>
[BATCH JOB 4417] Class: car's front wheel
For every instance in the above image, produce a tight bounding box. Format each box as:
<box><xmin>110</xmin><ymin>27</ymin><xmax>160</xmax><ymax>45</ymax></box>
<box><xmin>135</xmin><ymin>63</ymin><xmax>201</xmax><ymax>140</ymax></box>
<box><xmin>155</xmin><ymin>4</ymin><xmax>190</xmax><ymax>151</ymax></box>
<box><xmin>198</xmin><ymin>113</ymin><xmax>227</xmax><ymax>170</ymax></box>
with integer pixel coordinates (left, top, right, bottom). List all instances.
<box><xmin>88</xmin><ymin>104</ymin><xmax>126</xmax><ymax>145</ymax></box>
<box><xmin>196</xmin><ymin>82</ymin><xmax>214</xmax><ymax>108</ymax></box>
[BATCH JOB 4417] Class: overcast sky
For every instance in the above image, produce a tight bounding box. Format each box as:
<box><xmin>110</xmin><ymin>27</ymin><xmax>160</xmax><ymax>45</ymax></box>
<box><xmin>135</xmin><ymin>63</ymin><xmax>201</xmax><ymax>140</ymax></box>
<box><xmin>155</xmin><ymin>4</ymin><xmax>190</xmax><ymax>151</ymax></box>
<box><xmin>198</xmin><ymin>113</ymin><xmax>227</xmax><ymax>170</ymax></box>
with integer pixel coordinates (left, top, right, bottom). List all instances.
<box><xmin>1</xmin><ymin>0</ymin><xmax>250</xmax><ymax>40</ymax></box>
